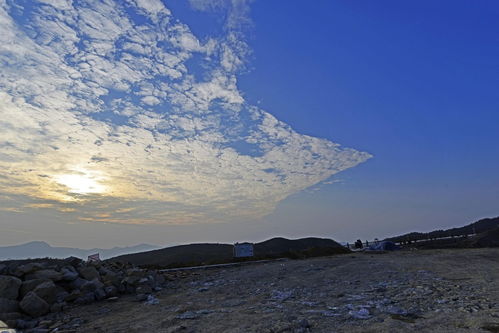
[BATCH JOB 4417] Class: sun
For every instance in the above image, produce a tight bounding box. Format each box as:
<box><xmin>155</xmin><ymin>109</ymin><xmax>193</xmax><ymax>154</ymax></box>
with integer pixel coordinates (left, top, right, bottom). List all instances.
<box><xmin>55</xmin><ymin>171</ymin><xmax>107</xmax><ymax>195</ymax></box>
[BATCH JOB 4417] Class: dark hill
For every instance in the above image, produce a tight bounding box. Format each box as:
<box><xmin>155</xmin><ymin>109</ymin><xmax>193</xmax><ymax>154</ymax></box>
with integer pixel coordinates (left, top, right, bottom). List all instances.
<box><xmin>110</xmin><ymin>237</ymin><xmax>348</xmax><ymax>268</ymax></box>
<box><xmin>384</xmin><ymin>216</ymin><xmax>499</xmax><ymax>243</ymax></box>
<box><xmin>254</xmin><ymin>237</ymin><xmax>346</xmax><ymax>257</ymax></box>
<box><xmin>473</xmin><ymin>226</ymin><xmax>499</xmax><ymax>248</ymax></box>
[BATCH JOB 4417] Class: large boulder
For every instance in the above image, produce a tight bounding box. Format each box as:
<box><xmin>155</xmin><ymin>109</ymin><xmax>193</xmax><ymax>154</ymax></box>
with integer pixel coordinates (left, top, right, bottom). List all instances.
<box><xmin>104</xmin><ymin>286</ymin><xmax>118</xmax><ymax>297</ymax></box>
<box><xmin>25</xmin><ymin>269</ymin><xmax>63</xmax><ymax>282</ymax></box>
<box><xmin>81</xmin><ymin>279</ymin><xmax>104</xmax><ymax>293</ymax></box>
<box><xmin>0</xmin><ymin>298</ymin><xmax>19</xmax><ymax>313</ymax></box>
<box><xmin>19</xmin><ymin>279</ymin><xmax>51</xmax><ymax>299</ymax></box>
<box><xmin>64</xmin><ymin>290</ymin><xmax>82</xmax><ymax>303</ymax></box>
<box><xmin>69</xmin><ymin>277</ymin><xmax>88</xmax><ymax>291</ymax></box>
<box><xmin>33</xmin><ymin>281</ymin><xmax>57</xmax><ymax>305</ymax></box>
<box><xmin>19</xmin><ymin>292</ymin><xmax>49</xmax><ymax>317</ymax></box>
<box><xmin>60</xmin><ymin>266</ymin><xmax>79</xmax><ymax>281</ymax></box>
<box><xmin>74</xmin><ymin>292</ymin><xmax>95</xmax><ymax>305</ymax></box>
<box><xmin>0</xmin><ymin>276</ymin><xmax>22</xmax><ymax>300</ymax></box>
<box><xmin>77</xmin><ymin>266</ymin><xmax>100</xmax><ymax>281</ymax></box>
<box><xmin>13</xmin><ymin>263</ymin><xmax>46</xmax><ymax>277</ymax></box>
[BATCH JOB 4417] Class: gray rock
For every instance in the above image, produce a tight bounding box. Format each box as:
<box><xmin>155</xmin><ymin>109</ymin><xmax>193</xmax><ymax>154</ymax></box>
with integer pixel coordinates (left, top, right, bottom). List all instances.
<box><xmin>0</xmin><ymin>298</ymin><xmax>19</xmax><ymax>313</ymax></box>
<box><xmin>74</xmin><ymin>292</ymin><xmax>95</xmax><ymax>305</ymax></box>
<box><xmin>104</xmin><ymin>286</ymin><xmax>118</xmax><ymax>297</ymax></box>
<box><xmin>49</xmin><ymin>302</ymin><xmax>64</xmax><ymax>313</ymax></box>
<box><xmin>25</xmin><ymin>269</ymin><xmax>63</xmax><ymax>282</ymax></box>
<box><xmin>0</xmin><ymin>312</ymin><xmax>22</xmax><ymax>322</ymax></box>
<box><xmin>81</xmin><ymin>279</ymin><xmax>104</xmax><ymax>293</ymax></box>
<box><xmin>0</xmin><ymin>276</ymin><xmax>22</xmax><ymax>300</ymax></box>
<box><xmin>64</xmin><ymin>290</ymin><xmax>82</xmax><ymax>303</ymax></box>
<box><xmin>60</xmin><ymin>267</ymin><xmax>78</xmax><ymax>281</ymax></box>
<box><xmin>20</xmin><ymin>279</ymin><xmax>51</xmax><ymax>299</ymax></box>
<box><xmin>55</xmin><ymin>290</ymin><xmax>69</xmax><ymax>303</ymax></box>
<box><xmin>14</xmin><ymin>263</ymin><xmax>46</xmax><ymax>276</ymax></box>
<box><xmin>77</xmin><ymin>266</ymin><xmax>100</xmax><ymax>281</ymax></box>
<box><xmin>349</xmin><ymin>308</ymin><xmax>370</xmax><ymax>319</ymax></box>
<box><xmin>69</xmin><ymin>278</ymin><xmax>88</xmax><ymax>290</ymax></box>
<box><xmin>33</xmin><ymin>281</ymin><xmax>57</xmax><ymax>305</ymax></box>
<box><xmin>144</xmin><ymin>295</ymin><xmax>159</xmax><ymax>305</ymax></box>
<box><xmin>136</xmin><ymin>285</ymin><xmax>152</xmax><ymax>295</ymax></box>
<box><xmin>20</xmin><ymin>292</ymin><xmax>50</xmax><ymax>317</ymax></box>
<box><xmin>94</xmin><ymin>288</ymin><xmax>107</xmax><ymax>301</ymax></box>
<box><xmin>16</xmin><ymin>319</ymin><xmax>38</xmax><ymax>330</ymax></box>
<box><xmin>63</xmin><ymin>256</ymin><xmax>83</xmax><ymax>267</ymax></box>
<box><xmin>101</xmin><ymin>271</ymin><xmax>120</xmax><ymax>286</ymax></box>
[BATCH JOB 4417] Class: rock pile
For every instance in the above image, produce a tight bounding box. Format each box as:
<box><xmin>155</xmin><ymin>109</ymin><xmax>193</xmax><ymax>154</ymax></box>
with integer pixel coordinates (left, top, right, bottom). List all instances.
<box><xmin>0</xmin><ymin>257</ymin><xmax>167</xmax><ymax>330</ymax></box>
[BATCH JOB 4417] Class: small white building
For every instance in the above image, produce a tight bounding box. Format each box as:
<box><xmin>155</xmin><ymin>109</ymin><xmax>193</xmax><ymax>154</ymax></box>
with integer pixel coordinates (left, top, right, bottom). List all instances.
<box><xmin>233</xmin><ymin>242</ymin><xmax>254</xmax><ymax>258</ymax></box>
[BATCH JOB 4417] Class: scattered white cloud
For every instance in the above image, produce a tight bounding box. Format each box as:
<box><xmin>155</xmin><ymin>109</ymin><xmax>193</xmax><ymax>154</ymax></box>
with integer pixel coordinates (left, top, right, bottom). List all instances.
<box><xmin>0</xmin><ymin>0</ymin><xmax>371</xmax><ymax>225</ymax></box>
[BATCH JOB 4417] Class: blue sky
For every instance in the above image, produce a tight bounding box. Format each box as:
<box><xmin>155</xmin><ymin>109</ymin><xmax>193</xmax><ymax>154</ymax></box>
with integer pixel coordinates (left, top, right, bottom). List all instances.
<box><xmin>0</xmin><ymin>0</ymin><xmax>497</xmax><ymax>248</ymax></box>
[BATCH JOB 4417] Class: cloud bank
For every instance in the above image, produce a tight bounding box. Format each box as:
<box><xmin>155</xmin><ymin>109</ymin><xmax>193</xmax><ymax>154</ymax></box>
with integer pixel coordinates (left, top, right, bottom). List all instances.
<box><xmin>0</xmin><ymin>0</ymin><xmax>371</xmax><ymax>224</ymax></box>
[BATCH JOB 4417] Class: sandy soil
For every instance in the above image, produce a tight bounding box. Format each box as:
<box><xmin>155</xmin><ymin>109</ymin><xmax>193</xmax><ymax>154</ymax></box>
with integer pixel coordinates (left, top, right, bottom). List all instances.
<box><xmin>62</xmin><ymin>248</ymin><xmax>499</xmax><ymax>333</ymax></box>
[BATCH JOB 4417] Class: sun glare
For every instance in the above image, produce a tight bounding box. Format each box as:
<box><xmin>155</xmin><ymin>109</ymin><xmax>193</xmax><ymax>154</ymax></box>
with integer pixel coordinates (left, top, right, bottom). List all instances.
<box><xmin>55</xmin><ymin>171</ymin><xmax>107</xmax><ymax>195</ymax></box>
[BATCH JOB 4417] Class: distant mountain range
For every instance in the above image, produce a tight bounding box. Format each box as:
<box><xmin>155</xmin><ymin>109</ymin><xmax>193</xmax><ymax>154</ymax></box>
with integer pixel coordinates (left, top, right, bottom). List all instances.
<box><xmin>0</xmin><ymin>241</ymin><xmax>160</xmax><ymax>260</ymax></box>
<box><xmin>111</xmin><ymin>237</ymin><xmax>349</xmax><ymax>268</ymax></box>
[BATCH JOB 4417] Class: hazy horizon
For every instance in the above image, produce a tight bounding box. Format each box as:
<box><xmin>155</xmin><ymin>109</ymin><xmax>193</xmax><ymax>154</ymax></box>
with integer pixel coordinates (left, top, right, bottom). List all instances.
<box><xmin>1</xmin><ymin>0</ymin><xmax>498</xmax><ymax>249</ymax></box>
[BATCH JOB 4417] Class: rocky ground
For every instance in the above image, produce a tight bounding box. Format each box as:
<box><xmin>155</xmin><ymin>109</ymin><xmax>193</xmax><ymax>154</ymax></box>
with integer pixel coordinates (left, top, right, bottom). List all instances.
<box><xmin>3</xmin><ymin>248</ymin><xmax>499</xmax><ymax>332</ymax></box>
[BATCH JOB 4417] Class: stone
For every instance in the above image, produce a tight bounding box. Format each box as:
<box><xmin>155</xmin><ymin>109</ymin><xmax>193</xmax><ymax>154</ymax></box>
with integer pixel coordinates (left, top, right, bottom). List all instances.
<box><xmin>0</xmin><ymin>312</ymin><xmax>22</xmax><ymax>322</ymax></box>
<box><xmin>145</xmin><ymin>295</ymin><xmax>159</xmax><ymax>305</ymax></box>
<box><xmin>0</xmin><ymin>276</ymin><xmax>22</xmax><ymax>300</ymax></box>
<box><xmin>77</xmin><ymin>266</ymin><xmax>100</xmax><ymax>281</ymax></box>
<box><xmin>101</xmin><ymin>271</ymin><xmax>120</xmax><ymax>286</ymax></box>
<box><xmin>104</xmin><ymin>286</ymin><xmax>118</xmax><ymax>297</ymax></box>
<box><xmin>16</xmin><ymin>319</ymin><xmax>38</xmax><ymax>330</ymax></box>
<box><xmin>81</xmin><ymin>279</ymin><xmax>104</xmax><ymax>293</ymax></box>
<box><xmin>55</xmin><ymin>290</ymin><xmax>69</xmax><ymax>303</ymax></box>
<box><xmin>20</xmin><ymin>279</ymin><xmax>51</xmax><ymax>299</ymax></box>
<box><xmin>94</xmin><ymin>288</ymin><xmax>107</xmax><ymax>301</ymax></box>
<box><xmin>136</xmin><ymin>285</ymin><xmax>152</xmax><ymax>295</ymax></box>
<box><xmin>0</xmin><ymin>299</ymin><xmax>19</xmax><ymax>313</ymax></box>
<box><xmin>33</xmin><ymin>281</ymin><xmax>58</xmax><ymax>305</ymax></box>
<box><xmin>69</xmin><ymin>278</ymin><xmax>88</xmax><ymax>291</ymax></box>
<box><xmin>49</xmin><ymin>302</ymin><xmax>64</xmax><ymax>313</ymax></box>
<box><xmin>349</xmin><ymin>308</ymin><xmax>370</xmax><ymax>319</ymax></box>
<box><xmin>25</xmin><ymin>270</ymin><xmax>63</xmax><ymax>282</ymax></box>
<box><xmin>64</xmin><ymin>290</ymin><xmax>82</xmax><ymax>303</ymax></box>
<box><xmin>74</xmin><ymin>292</ymin><xmax>95</xmax><ymax>305</ymax></box>
<box><xmin>20</xmin><ymin>292</ymin><xmax>50</xmax><ymax>317</ymax></box>
<box><xmin>60</xmin><ymin>267</ymin><xmax>79</xmax><ymax>281</ymax></box>
<box><xmin>14</xmin><ymin>263</ymin><xmax>46</xmax><ymax>276</ymax></box>
<box><xmin>63</xmin><ymin>256</ymin><xmax>83</xmax><ymax>267</ymax></box>
<box><xmin>105</xmin><ymin>297</ymin><xmax>119</xmax><ymax>302</ymax></box>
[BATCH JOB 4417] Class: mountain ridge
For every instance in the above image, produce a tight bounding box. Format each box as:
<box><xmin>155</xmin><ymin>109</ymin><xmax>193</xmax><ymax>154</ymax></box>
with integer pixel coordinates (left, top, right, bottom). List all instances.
<box><xmin>0</xmin><ymin>241</ymin><xmax>160</xmax><ymax>260</ymax></box>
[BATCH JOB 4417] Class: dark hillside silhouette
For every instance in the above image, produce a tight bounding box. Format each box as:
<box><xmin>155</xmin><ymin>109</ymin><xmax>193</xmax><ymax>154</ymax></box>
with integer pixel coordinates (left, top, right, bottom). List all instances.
<box><xmin>111</xmin><ymin>237</ymin><xmax>348</xmax><ymax>268</ymax></box>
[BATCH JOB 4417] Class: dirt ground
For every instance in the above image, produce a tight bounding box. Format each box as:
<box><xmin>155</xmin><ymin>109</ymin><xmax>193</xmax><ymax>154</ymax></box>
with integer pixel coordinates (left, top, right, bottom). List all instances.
<box><xmin>63</xmin><ymin>248</ymin><xmax>499</xmax><ymax>333</ymax></box>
